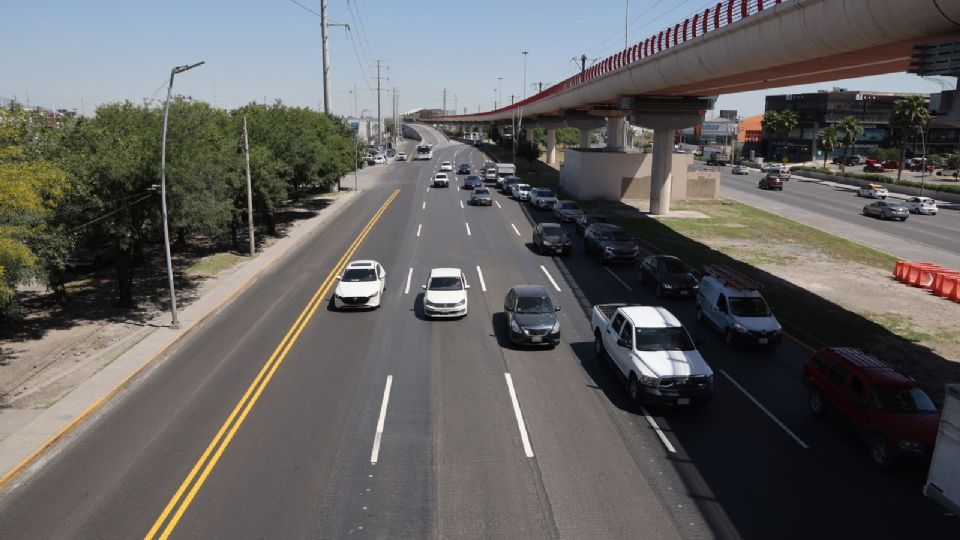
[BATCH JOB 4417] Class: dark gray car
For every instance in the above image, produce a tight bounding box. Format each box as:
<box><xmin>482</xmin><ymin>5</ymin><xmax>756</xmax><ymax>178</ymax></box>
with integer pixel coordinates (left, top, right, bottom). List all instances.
<box><xmin>504</xmin><ymin>285</ymin><xmax>561</xmax><ymax>347</ymax></box>
<box><xmin>532</xmin><ymin>223</ymin><xmax>572</xmax><ymax>256</ymax></box>
<box><xmin>863</xmin><ymin>201</ymin><xmax>909</xmax><ymax>221</ymax></box>
<box><xmin>583</xmin><ymin>223</ymin><xmax>640</xmax><ymax>264</ymax></box>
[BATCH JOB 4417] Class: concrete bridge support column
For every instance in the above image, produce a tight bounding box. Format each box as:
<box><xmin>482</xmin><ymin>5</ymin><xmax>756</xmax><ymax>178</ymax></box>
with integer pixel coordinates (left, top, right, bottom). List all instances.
<box><xmin>579</xmin><ymin>128</ymin><xmax>592</xmax><ymax>148</ymax></box>
<box><xmin>525</xmin><ymin>126</ymin><xmax>536</xmax><ymax>144</ymax></box>
<box><xmin>546</xmin><ymin>128</ymin><xmax>557</xmax><ymax>165</ymax></box>
<box><xmin>650</xmin><ymin>129</ymin><xmax>675</xmax><ymax>215</ymax></box>
<box><xmin>606</xmin><ymin>116</ymin><xmax>625</xmax><ymax>150</ymax></box>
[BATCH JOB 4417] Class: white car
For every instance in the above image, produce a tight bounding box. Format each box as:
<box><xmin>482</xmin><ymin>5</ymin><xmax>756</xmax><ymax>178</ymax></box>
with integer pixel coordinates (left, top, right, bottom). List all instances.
<box><xmin>511</xmin><ymin>183</ymin><xmax>532</xmax><ymax>201</ymax></box>
<box><xmin>374</xmin><ymin>154</ymin><xmax>386</xmax><ymax>164</ymax></box>
<box><xmin>433</xmin><ymin>173</ymin><xmax>449</xmax><ymax>187</ymax></box>
<box><xmin>395</xmin><ymin>152</ymin><xmax>407</xmax><ymax>161</ymax></box>
<box><xmin>529</xmin><ymin>187</ymin><xmax>558</xmax><ymax>209</ymax></box>
<box><xmin>333</xmin><ymin>260</ymin><xmax>386</xmax><ymax>310</ymax></box>
<box><xmin>440</xmin><ymin>161</ymin><xmax>453</xmax><ymax>172</ymax></box>
<box><xmin>857</xmin><ymin>184</ymin><xmax>889</xmax><ymax>199</ymax></box>
<box><xmin>905</xmin><ymin>196</ymin><xmax>938</xmax><ymax>215</ymax></box>
<box><xmin>731</xmin><ymin>165</ymin><xmax>749</xmax><ymax>175</ymax></box>
<box><xmin>422</xmin><ymin>268</ymin><xmax>470</xmax><ymax>318</ymax></box>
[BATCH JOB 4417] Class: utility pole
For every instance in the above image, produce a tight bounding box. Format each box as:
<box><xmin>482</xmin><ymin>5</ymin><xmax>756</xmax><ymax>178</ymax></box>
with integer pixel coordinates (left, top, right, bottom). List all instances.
<box><xmin>624</xmin><ymin>0</ymin><xmax>629</xmax><ymax>49</ymax></box>
<box><xmin>373</xmin><ymin>60</ymin><xmax>388</xmax><ymax>145</ymax></box>
<box><xmin>511</xmin><ymin>94</ymin><xmax>515</xmax><ymax>105</ymax></box>
<box><xmin>321</xmin><ymin>0</ymin><xmax>331</xmax><ymax>114</ymax></box>
<box><xmin>242</xmin><ymin>116</ymin><xmax>255</xmax><ymax>257</ymax></box>
<box><xmin>580</xmin><ymin>54</ymin><xmax>587</xmax><ymax>74</ymax></box>
<box><xmin>454</xmin><ymin>94</ymin><xmax>458</xmax><ymax>116</ymax></box>
<box><xmin>442</xmin><ymin>88</ymin><xmax>447</xmax><ymax>115</ymax></box>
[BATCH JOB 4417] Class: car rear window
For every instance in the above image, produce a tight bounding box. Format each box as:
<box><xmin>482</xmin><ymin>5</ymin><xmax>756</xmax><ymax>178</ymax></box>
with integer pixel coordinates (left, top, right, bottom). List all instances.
<box><xmin>872</xmin><ymin>386</ymin><xmax>937</xmax><ymax>413</ymax></box>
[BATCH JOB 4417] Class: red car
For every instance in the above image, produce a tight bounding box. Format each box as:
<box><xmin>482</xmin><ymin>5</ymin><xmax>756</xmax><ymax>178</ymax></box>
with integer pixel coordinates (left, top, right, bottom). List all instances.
<box><xmin>804</xmin><ymin>347</ymin><xmax>939</xmax><ymax>470</ymax></box>
<box><xmin>864</xmin><ymin>163</ymin><xmax>886</xmax><ymax>173</ymax></box>
<box><xmin>881</xmin><ymin>160</ymin><xmax>900</xmax><ymax>170</ymax></box>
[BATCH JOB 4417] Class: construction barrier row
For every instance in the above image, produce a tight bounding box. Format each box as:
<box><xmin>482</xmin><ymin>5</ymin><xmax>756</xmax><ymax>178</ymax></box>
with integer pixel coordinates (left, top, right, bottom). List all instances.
<box><xmin>894</xmin><ymin>261</ymin><xmax>960</xmax><ymax>302</ymax></box>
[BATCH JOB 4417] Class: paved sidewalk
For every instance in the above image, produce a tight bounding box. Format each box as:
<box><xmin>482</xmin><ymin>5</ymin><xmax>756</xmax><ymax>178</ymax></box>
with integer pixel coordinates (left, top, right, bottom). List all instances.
<box><xmin>0</xmin><ymin>148</ymin><xmax>409</xmax><ymax>486</ymax></box>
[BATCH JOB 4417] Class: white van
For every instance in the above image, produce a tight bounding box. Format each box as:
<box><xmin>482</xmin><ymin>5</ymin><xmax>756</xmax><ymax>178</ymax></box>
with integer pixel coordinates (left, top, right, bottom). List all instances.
<box><xmin>695</xmin><ymin>265</ymin><xmax>781</xmax><ymax>347</ymax></box>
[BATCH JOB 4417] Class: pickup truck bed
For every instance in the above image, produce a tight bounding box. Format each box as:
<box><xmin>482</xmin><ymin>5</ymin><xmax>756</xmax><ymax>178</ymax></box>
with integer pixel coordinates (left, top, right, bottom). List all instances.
<box><xmin>592</xmin><ymin>303</ymin><xmax>642</xmax><ymax>327</ymax></box>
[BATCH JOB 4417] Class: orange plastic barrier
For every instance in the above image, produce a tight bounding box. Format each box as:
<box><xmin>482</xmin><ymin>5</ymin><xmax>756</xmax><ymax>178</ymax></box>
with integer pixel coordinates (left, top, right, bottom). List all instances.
<box><xmin>907</xmin><ymin>264</ymin><xmax>944</xmax><ymax>288</ymax></box>
<box><xmin>938</xmin><ymin>275</ymin><xmax>960</xmax><ymax>300</ymax></box>
<box><xmin>894</xmin><ymin>260</ymin><xmax>907</xmax><ymax>281</ymax></box>
<box><xmin>932</xmin><ymin>272</ymin><xmax>960</xmax><ymax>296</ymax></box>
<box><xmin>898</xmin><ymin>261</ymin><xmax>935</xmax><ymax>284</ymax></box>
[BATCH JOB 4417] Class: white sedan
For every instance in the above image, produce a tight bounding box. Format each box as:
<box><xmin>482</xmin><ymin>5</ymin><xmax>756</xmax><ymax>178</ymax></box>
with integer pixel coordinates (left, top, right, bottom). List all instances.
<box><xmin>422</xmin><ymin>268</ymin><xmax>470</xmax><ymax>318</ymax></box>
<box><xmin>857</xmin><ymin>184</ymin><xmax>889</xmax><ymax>199</ymax></box>
<box><xmin>333</xmin><ymin>260</ymin><xmax>386</xmax><ymax>310</ymax></box>
<box><xmin>439</xmin><ymin>161</ymin><xmax>453</xmax><ymax>172</ymax></box>
<box><xmin>433</xmin><ymin>173</ymin><xmax>449</xmax><ymax>187</ymax></box>
<box><xmin>904</xmin><ymin>196</ymin><xmax>938</xmax><ymax>215</ymax></box>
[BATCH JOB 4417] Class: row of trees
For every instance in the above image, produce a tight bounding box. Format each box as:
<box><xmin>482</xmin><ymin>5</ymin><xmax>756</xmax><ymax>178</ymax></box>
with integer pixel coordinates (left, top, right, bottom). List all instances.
<box><xmin>0</xmin><ymin>100</ymin><xmax>362</xmax><ymax>314</ymax></box>
<box><xmin>763</xmin><ymin>95</ymin><xmax>934</xmax><ymax>179</ymax></box>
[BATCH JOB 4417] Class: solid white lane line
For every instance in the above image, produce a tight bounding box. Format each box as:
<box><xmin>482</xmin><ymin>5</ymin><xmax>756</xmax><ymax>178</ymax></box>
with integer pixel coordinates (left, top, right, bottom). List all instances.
<box><xmin>604</xmin><ymin>267</ymin><xmax>633</xmax><ymax>291</ymax></box>
<box><xmin>370</xmin><ymin>375</ymin><xmax>394</xmax><ymax>464</ymax></box>
<box><xmin>540</xmin><ymin>265</ymin><xmax>561</xmax><ymax>292</ymax></box>
<box><xmin>426</xmin><ymin>187</ymin><xmax>430</xmax><ymax>192</ymax></box>
<box><xmin>460</xmin><ymin>200</ymin><xmax>464</xmax><ymax>209</ymax></box>
<box><xmin>416</xmin><ymin>224</ymin><xmax>422</xmax><ymax>237</ymax></box>
<box><xmin>465</xmin><ymin>222</ymin><xmax>471</xmax><ymax>236</ymax></box>
<box><xmin>404</xmin><ymin>267</ymin><xmax>413</xmax><ymax>295</ymax></box>
<box><xmin>511</xmin><ymin>223</ymin><xmax>521</xmax><ymax>236</ymax></box>
<box><xmin>504</xmin><ymin>373</ymin><xmax>535</xmax><ymax>458</ymax></box>
<box><xmin>639</xmin><ymin>406</ymin><xmax>677</xmax><ymax>454</ymax></box>
<box><xmin>720</xmin><ymin>369</ymin><xmax>810</xmax><ymax>449</ymax></box>
<box><xmin>495</xmin><ymin>200</ymin><xmax>502</xmax><ymax>209</ymax></box>
<box><xmin>457</xmin><ymin>186</ymin><xmax>461</xmax><ymax>192</ymax></box>
<box><xmin>422</xmin><ymin>201</ymin><xmax>426</xmax><ymax>210</ymax></box>
<box><xmin>476</xmin><ymin>266</ymin><xmax>487</xmax><ymax>292</ymax></box>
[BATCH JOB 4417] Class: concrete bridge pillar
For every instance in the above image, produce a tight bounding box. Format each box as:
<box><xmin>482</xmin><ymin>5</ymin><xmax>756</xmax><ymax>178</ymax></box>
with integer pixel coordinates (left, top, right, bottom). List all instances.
<box><xmin>606</xmin><ymin>116</ymin><xmax>625</xmax><ymax>150</ymax></box>
<box><xmin>525</xmin><ymin>126</ymin><xmax>536</xmax><ymax>145</ymax></box>
<box><xmin>650</xmin><ymin>129</ymin><xmax>675</xmax><ymax>215</ymax></box>
<box><xmin>546</xmin><ymin>128</ymin><xmax>557</xmax><ymax>165</ymax></box>
<box><xmin>579</xmin><ymin>128</ymin><xmax>592</xmax><ymax>148</ymax></box>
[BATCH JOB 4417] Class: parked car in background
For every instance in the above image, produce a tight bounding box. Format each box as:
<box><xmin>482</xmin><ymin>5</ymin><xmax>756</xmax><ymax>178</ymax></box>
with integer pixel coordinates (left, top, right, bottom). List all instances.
<box><xmin>439</xmin><ymin>161</ymin><xmax>453</xmax><ymax>172</ymax></box>
<box><xmin>904</xmin><ymin>196</ymin><xmax>938</xmax><ymax>215</ymax></box>
<box><xmin>433</xmin><ymin>173</ymin><xmax>449</xmax><ymax>187</ymax></box>
<box><xmin>457</xmin><ymin>163</ymin><xmax>471</xmax><ymax>174</ymax></box>
<box><xmin>583</xmin><ymin>223</ymin><xmax>640</xmax><ymax>264</ymax></box>
<box><xmin>576</xmin><ymin>214</ymin><xmax>609</xmax><ymax>236</ymax></box>
<box><xmin>863</xmin><ymin>200</ymin><xmax>909</xmax><ymax>221</ymax></box>
<box><xmin>469</xmin><ymin>187</ymin><xmax>493</xmax><ymax>206</ymax></box>
<box><xmin>637</xmin><ymin>255</ymin><xmax>699</xmax><ymax>298</ymax></box>
<box><xmin>463</xmin><ymin>175</ymin><xmax>482</xmax><ymax>190</ymax></box>
<box><xmin>696</xmin><ymin>265</ymin><xmax>781</xmax><ymax>347</ymax></box>
<box><xmin>804</xmin><ymin>347</ymin><xmax>939</xmax><ymax>470</ymax></box>
<box><xmin>731</xmin><ymin>164</ymin><xmax>750</xmax><ymax>175</ymax></box>
<box><xmin>529</xmin><ymin>188</ymin><xmax>558</xmax><ymax>209</ymax></box>
<box><xmin>857</xmin><ymin>183</ymin><xmax>888</xmax><ymax>199</ymax></box>
<box><xmin>532</xmin><ymin>223</ymin><xmax>572</xmax><ymax>256</ymax></box>
<box><xmin>881</xmin><ymin>160</ymin><xmax>900</xmax><ymax>170</ymax></box>
<box><xmin>552</xmin><ymin>200</ymin><xmax>585</xmax><ymax>222</ymax></box>
<box><xmin>864</xmin><ymin>162</ymin><xmax>886</xmax><ymax>173</ymax></box>
<box><xmin>422</xmin><ymin>267</ymin><xmax>470</xmax><ymax>319</ymax></box>
<box><xmin>332</xmin><ymin>260</ymin><xmax>386</xmax><ymax>310</ymax></box>
<box><xmin>504</xmin><ymin>285</ymin><xmax>561</xmax><ymax>348</ymax></box>
<box><xmin>908</xmin><ymin>158</ymin><xmax>935</xmax><ymax>172</ymax></box>
<box><xmin>759</xmin><ymin>175</ymin><xmax>784</xmax><ymax>190</ymax></box>
<box><xmin>395</xmin><ymin>152</ymin><xmax>407</xmax><ymax>161</ymax></box>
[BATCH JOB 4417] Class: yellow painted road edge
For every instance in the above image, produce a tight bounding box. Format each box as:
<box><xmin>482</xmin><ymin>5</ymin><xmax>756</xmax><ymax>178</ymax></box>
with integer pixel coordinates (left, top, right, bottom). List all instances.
<box><xmin>145</xmin><ymin>188</ymin><xmax>400</xmax><ymax>540</ymax></box>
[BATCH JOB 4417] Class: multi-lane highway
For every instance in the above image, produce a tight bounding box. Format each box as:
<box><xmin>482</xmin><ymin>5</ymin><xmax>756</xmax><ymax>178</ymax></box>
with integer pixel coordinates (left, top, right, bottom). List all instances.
<box><xmin>0</xmin><ymin>125</ymin><xmax>955</xmax><ymax>539</ymax></box>
<box><xmin>715</xmin><ymin>165</ymin><xmax>960</xmax><ymax>268</ymax></box>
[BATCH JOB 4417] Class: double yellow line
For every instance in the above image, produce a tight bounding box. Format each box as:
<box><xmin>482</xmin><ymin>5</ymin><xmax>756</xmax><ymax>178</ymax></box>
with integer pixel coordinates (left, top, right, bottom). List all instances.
<box><xmin>145</xmin><ymin>188</ymin><xmax>401</xmax><ymax>540</ymax></box>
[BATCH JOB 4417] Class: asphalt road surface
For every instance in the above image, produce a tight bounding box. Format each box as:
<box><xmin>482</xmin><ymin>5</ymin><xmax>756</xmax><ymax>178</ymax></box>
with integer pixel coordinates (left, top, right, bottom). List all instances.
<box><xmin>716</xmin><ymin>165</ymin><xmax>960</xmax><ymax>267</ymax></box>
<box><xmin>0</xmin><ymin>126</ymin><xmax>955</xmax><ymax>539</ymax></box>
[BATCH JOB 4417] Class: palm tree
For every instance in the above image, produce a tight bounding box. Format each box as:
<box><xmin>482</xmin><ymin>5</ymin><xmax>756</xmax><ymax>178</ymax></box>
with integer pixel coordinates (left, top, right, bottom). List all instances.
<box><xmin>816</xmin><ymin>126</ymin><xmax>839</xmax><ymax>168</ymax></box>
<box><xmin>761</xmin><ymin>110</ymin><xmax>781</xmax><ymax>160</ymax></box>
<box><xmin>836</xmin><ymin>116</ymin><xmax>864</xmax><ymax>172</ymax></box>
<box><xmin>761</xmin><ymin>109</ymin><xmax>799</xmax><ymax>162</ymax></box>
<box><xmin>779</xmin><ymin>110</ymin><xmax>799</xmax><ymax>162</ymax></box>
<box><xmin>891</xmin><ymin>95</ymin><xmax>932</xmax><ymax>182</ymax></box>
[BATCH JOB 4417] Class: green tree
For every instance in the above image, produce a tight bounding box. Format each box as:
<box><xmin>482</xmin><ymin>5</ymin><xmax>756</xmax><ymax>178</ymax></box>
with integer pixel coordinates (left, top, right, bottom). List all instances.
<box><xmin>836</xmin><ymin>116</ymin><xmax>864</xmax><ymax>171</ymax></box>
<box><xmin>761</xmin><ymin>109</ymin><xmax>799</xmax><ymax>161</ymax></box>
<box><xmin>516</xmin><ymin>129</ymin><xmax>541</xmax><ymax>169</ymax></box>
<box><xmin>816</xmin><ymin>126</ymin><xmax>839</xmax><ymax>168</ymax></box>
<box><xmin>486</xmin><ymin>124</ymin><xmax>503</xmax><ymax>145</ymax></box>
<box><xmin>891</xmin><ymin>95</ymin><xmax>932</xmax><ymax>181</ymax></box>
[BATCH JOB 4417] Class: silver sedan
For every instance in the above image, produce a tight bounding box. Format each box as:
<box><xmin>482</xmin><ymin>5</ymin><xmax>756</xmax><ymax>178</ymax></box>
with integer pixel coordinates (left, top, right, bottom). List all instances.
<box><xmin>862</xmin><ymin>201</ymin><xmax>909</xmax><ymax>221</ymax></box>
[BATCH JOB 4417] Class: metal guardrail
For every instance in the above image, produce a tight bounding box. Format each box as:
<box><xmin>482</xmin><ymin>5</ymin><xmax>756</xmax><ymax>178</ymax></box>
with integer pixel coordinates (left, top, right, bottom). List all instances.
<box><xmin>458</xmin><ymin>0</ymin><xmax>789</xmax><ymax>119</ymax></box>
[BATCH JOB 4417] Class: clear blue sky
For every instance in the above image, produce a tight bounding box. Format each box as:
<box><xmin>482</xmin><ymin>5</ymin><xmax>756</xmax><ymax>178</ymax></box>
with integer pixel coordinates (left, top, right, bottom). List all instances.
<box><xmin>3</xmin><ymin>0</ymin><xmax>949</xmax><ymax>118</ymax></box>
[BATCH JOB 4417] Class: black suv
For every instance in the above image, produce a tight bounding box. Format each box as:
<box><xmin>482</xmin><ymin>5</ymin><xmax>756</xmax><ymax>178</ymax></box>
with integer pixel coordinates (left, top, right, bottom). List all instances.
<box><xmin>532</xmin><ymin>223</ymin><xmax>572</xmax><ymax>256</ymax></box>
<box><xmin>457</xmin><ymin>164</ymin><xmax>471</xmax><ymax>175</ymax></box>
<box><xmin>583</xmin><ymin>224</ymin><xmax>639</xmax><ymax>264</ymax></box>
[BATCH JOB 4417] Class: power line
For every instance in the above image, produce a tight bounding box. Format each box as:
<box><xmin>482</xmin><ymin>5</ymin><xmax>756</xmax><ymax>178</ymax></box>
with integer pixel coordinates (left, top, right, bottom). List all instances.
<box><xmin>285</xmin><ymin>0</ymin><xmax>321</xmax><ymax>17</ymax></box>
<box><xmin>349</xmin><ymin>0</ymin><xmax>378</xmax><ymax>61</ymax></box>
<box><xmin>344</xmin><ymin>27</ymin><xmax>375</xmax><ymax>92</ymax></box>
<box><xmin>66</xmin><ymin>193</ymin><xmax>154</xmax><ymax>233</ymax></box>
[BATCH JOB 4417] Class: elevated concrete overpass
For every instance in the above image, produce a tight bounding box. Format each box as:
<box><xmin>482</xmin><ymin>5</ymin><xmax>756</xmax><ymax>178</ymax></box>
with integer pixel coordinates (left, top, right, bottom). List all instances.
<box><xmin>428</xmin><ymin>0</ymin><xmax>960</xmax><ymax>213</ymax></box>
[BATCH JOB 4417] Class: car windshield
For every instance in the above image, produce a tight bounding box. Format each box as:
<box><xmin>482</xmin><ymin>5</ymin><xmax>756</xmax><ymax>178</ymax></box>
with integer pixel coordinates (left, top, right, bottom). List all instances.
<box><xmin>601</xmin><ymin>230</ymin><xmax>631</xmax><ymax>242</ymax></box>
<box><xmin>535</xmin><ymin>189</ymin><xmax>555</xmax><ymax>197</ymax></box>
<box><xmin>561</xmin><ymin>202</ymin><xmax>581</xmax><ymax>211</ymax></box>
<box><xmin>517</xmin><ymin>185</ymin><xmax>530</xmax><ymax>191</ymax></box>
<box><xmin>541</xmin><ymin>225</ymin><xmax>563</xmax><ymax>237</ymax></box>
<box><xmin>460</xmin><ymin>164</ymin><xmax>469</xmax><ymax>168</ymax></box>
<box><xmin>428</xmin><ymin>276</ymin><xmax>463</xmax><ymax>291</ymax></box>
<box><xmin>342</xmin><ymin>268</ymin><xmax>376</xmax><ymax>282</ymax></box>
<box><xmin>515</xmin><ymin>295</ymin><xmax>554</xmax><ymax>314</ymax></box>
<box><xmin>872</xmin><ymin>386</ymin><xmax>937</xmax><ymax>413</ymax></box>
<box><xmin>634</xmin><ymin>327</ymin><xmax>695</xmax><ymax>352</ymax></box>
<box><xmin>474</xmin><ymin>188</ymin><xmax>489</xmax><ymax>195</ymax></box>
<box><xmin>657</xmin><ymin>259</ymin><xmax>690</xmax><ymax>274</ymax></box>
<box><xmin>729</xmin><ymin>296</ymin><xmax>771</xmax><ymax>317</ymax></box>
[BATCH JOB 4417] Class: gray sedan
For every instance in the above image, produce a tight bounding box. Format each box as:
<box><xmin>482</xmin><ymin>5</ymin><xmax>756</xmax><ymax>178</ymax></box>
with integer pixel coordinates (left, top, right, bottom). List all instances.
<box><xmin>469</xmin><ymin>187</ymin><xmax>493</xmax><ymax>206</ymax></box>
<box><xmin>553</xmin><ymin>200</ymin><xmax>584</xmax><ymax>222</ymax></box>
<box><xmin>862</xmin><ymin>201</ymin><xmax>909</xmax><ymax>221</ymax></box>
<box><xmin>504</xmin><ymin>285</ymin><xmax>561</xmax><ymax>347</ymax></box>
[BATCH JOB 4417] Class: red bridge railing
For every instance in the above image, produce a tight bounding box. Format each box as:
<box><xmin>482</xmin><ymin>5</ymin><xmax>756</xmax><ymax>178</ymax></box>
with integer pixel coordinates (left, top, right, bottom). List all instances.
<box><xmin>459</xmin><ymin>0</ymin><xmax>785</xmax><ymax>119</ymax></box>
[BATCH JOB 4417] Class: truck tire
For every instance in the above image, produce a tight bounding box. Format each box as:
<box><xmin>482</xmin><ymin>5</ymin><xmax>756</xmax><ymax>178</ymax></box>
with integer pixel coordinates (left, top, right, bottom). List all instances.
<box><xmin>594</xmin><ymin>332</ymin><xmax>605</xmax><ymax>361</ymax></box>
<box><xmin>628</xmin><ymin>373</ymin><xmax>642</xmax><ymax>404</ymax></box>
<box><xmin>869</xmin><ymin>437</ymin><xmax>896</xmax><ymax>470</ymax></box>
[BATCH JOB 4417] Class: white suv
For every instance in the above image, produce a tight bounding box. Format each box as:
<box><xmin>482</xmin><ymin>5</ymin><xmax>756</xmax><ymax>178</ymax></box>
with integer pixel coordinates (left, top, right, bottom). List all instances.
<box><xmin>422</xmin><ymin>268</ymin><xmax>470</xmax><ymax>318</ymax></box>
<box><xmin>333</xmin><ymin>260</ymin><xmax>386</xmax><ymax>310</ymax></box>
<box><xmin>440</xmin><ymin>161</ymin><xmax>453</xmax><ymax>172</ymax></box>
<box><xmin>433</xmin><ymin>173</ymin><xmax>449</xmax><ymax>187</ymax></box>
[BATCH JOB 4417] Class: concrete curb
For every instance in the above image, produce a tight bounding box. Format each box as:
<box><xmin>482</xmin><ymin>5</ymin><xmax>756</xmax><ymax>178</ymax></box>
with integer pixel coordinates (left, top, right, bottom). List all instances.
<box><xmin>0</xmin><ymin>159</ymin><xmax>401</xmax><ymax>488</ymax></box>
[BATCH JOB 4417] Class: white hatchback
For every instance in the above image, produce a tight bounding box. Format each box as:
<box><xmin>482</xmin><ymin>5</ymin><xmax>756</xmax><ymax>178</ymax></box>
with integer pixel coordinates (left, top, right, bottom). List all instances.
<box><xmin>333</xmin><ymin>260</ymin><xmax>386</xmax><ymax>310</ymax></box>
<box><xmin>440</xmin><ymin>161</ymin><xmax>453</xmax><ymax>172</ymax></box>
<box><xmin>905</xmin><ymin>196</ymin><xmax>938</xmax><ymax>215</ymax></box>
<box><xmin>422</xmin><ymin>268</ymin><xmax>470</xmax><ymax>318</ymax></box>
<box><xmin>433</xmin><ymin>173</ymin><xmax>449</xmax><ymax>187</ymax></box>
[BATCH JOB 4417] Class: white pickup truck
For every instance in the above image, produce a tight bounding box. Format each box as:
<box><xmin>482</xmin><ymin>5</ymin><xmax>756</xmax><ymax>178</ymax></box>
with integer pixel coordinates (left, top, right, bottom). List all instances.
<box><xmin>924</xmin><ymin>384</ymin><xmax>960</xmax><ymax>515</ymax></box>
<box><xmin>591</xmin><ymin>304</ymin><xmax>714</xmax><ymax>407</ymax></box>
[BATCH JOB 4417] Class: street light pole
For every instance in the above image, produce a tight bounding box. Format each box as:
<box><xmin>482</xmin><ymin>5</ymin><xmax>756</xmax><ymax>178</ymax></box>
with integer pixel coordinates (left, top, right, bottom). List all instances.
<box><xmin>919</xmin><ymin>124</ymin><xmax>928</xmax><ymax>197</ymax></box>
<box><xmin>516</xmin><ymin>51</ymin><xmax>528</xmax><ymax>164</ymax></box>
<box><xmin>160</xmin><ymin>60</ymin><xmax>204</xmax><ymax>328</ymax></box>
<box><xmin>498</xmin><ymin>77</ymin><xmax>503</xmax><ymax>108</ymax></box>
